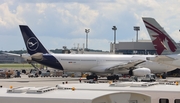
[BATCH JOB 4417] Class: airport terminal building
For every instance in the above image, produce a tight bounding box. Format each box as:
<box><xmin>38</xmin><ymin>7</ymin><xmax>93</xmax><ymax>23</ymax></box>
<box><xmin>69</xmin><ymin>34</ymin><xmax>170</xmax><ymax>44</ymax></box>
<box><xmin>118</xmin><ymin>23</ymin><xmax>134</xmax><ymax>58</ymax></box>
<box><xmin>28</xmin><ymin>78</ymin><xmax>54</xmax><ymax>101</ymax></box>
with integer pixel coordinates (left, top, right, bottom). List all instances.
<box><xmin>110</xmin><ymin>40</ymin><xmax>157</xmax><ymax>55</ymax></box>
<box><xmin>0</xmin><ymin>54</ymin><xmax>24</xmax><ymax>63</ymax></box>
<box><xmin>110</xmin><ymin>40</ymin><xmax>180</xmax><ymax>55</ymax></box>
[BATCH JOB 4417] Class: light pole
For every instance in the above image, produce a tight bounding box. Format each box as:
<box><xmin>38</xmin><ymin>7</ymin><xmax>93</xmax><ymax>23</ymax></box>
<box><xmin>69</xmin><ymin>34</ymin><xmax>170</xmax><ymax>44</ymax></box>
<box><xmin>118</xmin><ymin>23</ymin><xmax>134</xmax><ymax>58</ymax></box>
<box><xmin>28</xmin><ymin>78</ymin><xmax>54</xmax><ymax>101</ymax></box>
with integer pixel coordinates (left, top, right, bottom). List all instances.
<box><xmin>112</xmin><ymin>26</ymin><xmax>117</xmax><ymax>54</ymax></box>
<box><xmin>85</xmin><ymin>29</ymin><xmax>90</xmax><ymax>50</ymax></box>
<box><xmin>134</xmin><ymin>26</ymin><xmax>140</xmax><ymax>42</ymax></box>
<box><xmin>112</xmin><ymin>26</ymin><xmax>117</xmax><ymax>44</ymax></box>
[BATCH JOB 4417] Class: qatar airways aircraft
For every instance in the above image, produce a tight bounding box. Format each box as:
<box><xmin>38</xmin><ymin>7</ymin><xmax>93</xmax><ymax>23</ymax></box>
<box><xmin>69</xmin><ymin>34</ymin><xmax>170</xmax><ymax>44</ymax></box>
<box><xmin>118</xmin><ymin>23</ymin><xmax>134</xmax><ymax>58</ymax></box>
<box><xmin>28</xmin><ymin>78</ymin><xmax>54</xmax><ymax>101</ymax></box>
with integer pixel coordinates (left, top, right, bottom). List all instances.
<box><xmin>18</xmin><ymin>25</ymin><xmax>177</xmax><ymax>80</ymax></box>
<box><xmin>142</xmin><ymin>17</ymin><xmax>180</xmax><ymax>68</ymax></box>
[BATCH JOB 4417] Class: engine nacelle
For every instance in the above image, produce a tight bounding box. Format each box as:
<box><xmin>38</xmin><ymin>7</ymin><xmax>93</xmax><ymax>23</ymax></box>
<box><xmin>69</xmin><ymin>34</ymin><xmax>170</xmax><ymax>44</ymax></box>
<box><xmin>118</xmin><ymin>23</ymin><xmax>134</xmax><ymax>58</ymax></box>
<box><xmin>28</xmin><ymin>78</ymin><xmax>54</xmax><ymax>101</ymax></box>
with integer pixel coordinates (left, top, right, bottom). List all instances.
<box><xmin>133</xmin><ymin>68</ymin><xmax>151</xmax><ymax>77</ymax></box>
<box><xmin>21</xmin><ymin>53</ymin><xmax>32</xmax><ymax>61</ymax></box>
<box><xmin>31</xmin><ymin>53</ymin><xmax>43</xmax><ymax>61</ymax></box>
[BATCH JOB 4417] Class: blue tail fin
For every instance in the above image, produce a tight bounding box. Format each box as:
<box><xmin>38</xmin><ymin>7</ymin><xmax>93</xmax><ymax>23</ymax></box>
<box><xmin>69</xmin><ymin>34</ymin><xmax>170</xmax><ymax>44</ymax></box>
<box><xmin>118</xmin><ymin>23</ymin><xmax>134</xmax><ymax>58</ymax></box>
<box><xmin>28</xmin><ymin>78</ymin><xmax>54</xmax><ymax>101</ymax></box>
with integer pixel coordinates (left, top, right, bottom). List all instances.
<box><xmin>19</xmin><ymin>25</ymin><xmax>49</xmax><ymax>55</ymax></box>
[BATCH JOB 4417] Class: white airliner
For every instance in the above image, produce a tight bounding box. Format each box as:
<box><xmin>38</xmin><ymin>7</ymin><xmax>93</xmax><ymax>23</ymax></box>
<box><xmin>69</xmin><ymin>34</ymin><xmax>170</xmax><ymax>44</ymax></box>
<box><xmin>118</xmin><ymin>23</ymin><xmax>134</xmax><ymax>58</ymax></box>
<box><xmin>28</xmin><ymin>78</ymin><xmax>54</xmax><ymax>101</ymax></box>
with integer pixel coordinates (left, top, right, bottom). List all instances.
<box><xmin>142</xmin><ymin>17</ymin><xmax>180</xmax><ymax>69</ymax></box>
<box><xmin>18</xmin><ymin>25</ymin><xmax>177</xmax><ymax>80</ymax></box>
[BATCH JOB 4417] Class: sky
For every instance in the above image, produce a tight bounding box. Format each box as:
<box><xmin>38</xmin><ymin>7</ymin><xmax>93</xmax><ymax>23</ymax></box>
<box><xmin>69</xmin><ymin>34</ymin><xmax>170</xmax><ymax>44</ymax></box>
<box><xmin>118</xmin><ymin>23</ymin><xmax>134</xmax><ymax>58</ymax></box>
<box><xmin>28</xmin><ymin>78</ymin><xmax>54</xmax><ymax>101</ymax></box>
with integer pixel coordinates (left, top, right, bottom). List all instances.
<box><xmin>1</xmin><ymin>0</ymin><xmax>180</xmax><ymax>51</ymax></box>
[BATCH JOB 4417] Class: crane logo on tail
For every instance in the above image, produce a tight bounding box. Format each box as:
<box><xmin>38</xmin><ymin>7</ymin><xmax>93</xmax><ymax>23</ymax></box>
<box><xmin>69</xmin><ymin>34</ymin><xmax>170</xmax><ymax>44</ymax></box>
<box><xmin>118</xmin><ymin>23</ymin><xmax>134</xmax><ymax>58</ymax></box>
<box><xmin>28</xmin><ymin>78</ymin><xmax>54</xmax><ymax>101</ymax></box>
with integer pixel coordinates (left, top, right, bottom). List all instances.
<box><xmin>27</xmin><ymin>37</ymin><xmax>39</xmax><ymax>51</ymax></box>
<box><xmin>143</xmin><ymin>20</ymin><xmax>177</xmax><ymax>55</ymax></box>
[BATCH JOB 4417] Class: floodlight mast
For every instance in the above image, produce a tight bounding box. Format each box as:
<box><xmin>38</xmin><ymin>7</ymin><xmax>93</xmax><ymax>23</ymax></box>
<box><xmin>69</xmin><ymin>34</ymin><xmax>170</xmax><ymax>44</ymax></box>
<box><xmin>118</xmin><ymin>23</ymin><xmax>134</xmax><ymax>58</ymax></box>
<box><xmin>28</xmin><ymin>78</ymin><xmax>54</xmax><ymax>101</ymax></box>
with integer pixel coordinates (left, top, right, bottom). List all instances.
<box><xmin>112</xmin><ymin>26</ymin><xmax>117</xmax><ymax>54</ymax></box>
<box><xmin>134</xmin><ymin>26</ymin><xmax>140</xmax><ymax>42</ymax></box>
<box><xmin>112</xmin><ymin>26</ymin><xmax>117</xmax><ymax>44</ymax></box>
<box><xmin>85</xmin><ymin>29</ymin><xmax>90</xmax><ymax>50</ymax></box>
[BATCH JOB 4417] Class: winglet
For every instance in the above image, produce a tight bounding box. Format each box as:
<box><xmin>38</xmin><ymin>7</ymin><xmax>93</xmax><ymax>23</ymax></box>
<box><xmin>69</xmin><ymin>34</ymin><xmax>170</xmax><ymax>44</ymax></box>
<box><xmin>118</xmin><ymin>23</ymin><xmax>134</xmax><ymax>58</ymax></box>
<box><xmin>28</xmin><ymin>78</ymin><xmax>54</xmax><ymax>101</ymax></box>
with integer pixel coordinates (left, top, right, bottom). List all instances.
<box><xmin>19</xmin><ymin>25</ymin><xmax>49</xmax><ymax>55</ymax></box>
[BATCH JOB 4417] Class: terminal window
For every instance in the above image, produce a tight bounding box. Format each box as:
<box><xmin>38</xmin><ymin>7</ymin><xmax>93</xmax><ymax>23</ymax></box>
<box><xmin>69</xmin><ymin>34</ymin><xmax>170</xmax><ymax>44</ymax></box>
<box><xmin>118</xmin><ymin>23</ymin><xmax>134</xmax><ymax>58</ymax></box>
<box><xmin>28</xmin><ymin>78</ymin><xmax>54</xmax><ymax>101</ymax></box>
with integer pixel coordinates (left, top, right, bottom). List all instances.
<box><xmin>175</xmin><ymin>99</ymin><xmax>180</xmax><ymax>103</ymax></box>
<box><xmin>159</xmin><ymin>98</ymin><xmax>169</xmax><ymax>103</ymax></box>
<box><xmin>129</xmin><ymin>100</ymin><xmax>138</xmax><ymax>103</ymax></box>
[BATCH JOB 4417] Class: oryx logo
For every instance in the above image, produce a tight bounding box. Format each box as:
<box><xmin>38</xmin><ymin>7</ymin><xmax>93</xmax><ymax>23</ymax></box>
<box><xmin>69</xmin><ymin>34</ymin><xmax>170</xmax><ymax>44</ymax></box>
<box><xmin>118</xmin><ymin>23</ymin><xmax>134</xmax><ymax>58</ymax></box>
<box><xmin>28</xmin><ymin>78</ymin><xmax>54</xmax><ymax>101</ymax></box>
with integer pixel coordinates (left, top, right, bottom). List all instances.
<box><xmin>27</xmin><ymin>37</ymin><xmax>39</xmax><ymax>51</ymax></box>
<box><xmin>144</xmin><ymin>20</ymin><xmax>177</xmax><ymax>55</ymax></box>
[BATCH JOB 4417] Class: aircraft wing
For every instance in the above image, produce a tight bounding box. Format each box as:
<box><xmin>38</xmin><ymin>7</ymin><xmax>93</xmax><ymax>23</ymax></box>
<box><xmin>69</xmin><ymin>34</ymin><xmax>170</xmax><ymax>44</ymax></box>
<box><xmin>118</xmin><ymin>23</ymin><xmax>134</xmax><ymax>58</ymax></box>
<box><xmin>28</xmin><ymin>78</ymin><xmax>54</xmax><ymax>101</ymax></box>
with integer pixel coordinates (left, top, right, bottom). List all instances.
<box><xmin>89</xmin><ymin>60</ymin><xmax>146</xmax><ymax>73</ymax></box>
<box><xmin>3</xmin><ymin>52</ymin><xmax>21</xmax><ymax>56</ymax></box>
<box><xmin>3</xmin><ymin>52</ymin><xmax>32</xmax><ymax>61</ymax></box>
<box><xmin>147</xmin><ymin>55</ymin><xmax>175</xmax><ymax>61</ymax></box>
<box><xmin>108</xmin><ymin>60</ymin><xmax>146</xmax><ymax>70</ymax></box>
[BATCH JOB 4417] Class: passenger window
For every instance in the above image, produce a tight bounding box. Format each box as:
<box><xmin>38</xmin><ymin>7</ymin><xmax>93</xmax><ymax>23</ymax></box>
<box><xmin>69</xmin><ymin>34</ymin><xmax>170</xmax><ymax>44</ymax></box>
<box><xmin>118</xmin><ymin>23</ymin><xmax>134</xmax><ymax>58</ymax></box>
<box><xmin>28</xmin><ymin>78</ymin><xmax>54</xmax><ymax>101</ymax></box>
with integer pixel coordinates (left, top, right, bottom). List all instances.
<box><xmin>175</xmin><ymin>99</ymin><xmax>180</xmax><ymax>103</ymax></box>
<box><xmin>129</xmin><ymin>100</ymin><xmax>138</xmax><ymax>103</ymax></box>
<box><xmin>159</xmin><ymin>98</ymin><xmax>169</xmax><ymax>103</ymax></box>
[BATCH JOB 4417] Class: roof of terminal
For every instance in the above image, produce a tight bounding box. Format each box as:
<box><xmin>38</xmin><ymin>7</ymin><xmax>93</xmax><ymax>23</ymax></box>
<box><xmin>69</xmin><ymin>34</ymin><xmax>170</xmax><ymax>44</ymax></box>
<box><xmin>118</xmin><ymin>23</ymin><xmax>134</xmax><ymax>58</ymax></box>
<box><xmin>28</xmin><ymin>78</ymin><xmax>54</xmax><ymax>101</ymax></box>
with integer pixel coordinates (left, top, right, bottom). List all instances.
<box><xmin>0</xmin><ymin>87</ymin><xmax>118</xmax><ymax>100</ymax></box>
<box><xmin>57</xmin><ymin>81</ymin><xmax>180</xmax><ymax>93</ymax></box>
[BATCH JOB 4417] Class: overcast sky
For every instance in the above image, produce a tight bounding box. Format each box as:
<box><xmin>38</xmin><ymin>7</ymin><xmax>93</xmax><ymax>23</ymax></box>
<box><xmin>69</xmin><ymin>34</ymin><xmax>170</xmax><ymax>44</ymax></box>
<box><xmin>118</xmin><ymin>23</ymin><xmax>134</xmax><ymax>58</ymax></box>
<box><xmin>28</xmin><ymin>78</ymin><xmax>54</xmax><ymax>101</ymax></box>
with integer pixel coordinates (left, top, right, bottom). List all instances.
<box><xmin>1</xmin><ymin>0</ymin><xmax>180</xmax><ymax>51</ymax></box>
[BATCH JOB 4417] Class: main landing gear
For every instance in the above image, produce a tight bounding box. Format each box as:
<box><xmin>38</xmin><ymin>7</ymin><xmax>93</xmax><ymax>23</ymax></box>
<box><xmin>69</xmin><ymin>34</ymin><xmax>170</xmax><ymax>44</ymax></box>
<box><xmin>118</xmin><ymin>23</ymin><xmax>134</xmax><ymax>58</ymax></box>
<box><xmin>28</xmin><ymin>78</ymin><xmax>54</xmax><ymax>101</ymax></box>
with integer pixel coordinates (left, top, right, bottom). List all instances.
<box><xmin>86</xmin><ymin>73</ymin><xmax>98</xmax><ymax>80</ymax></box>
<box><xmin>161</xmin><ymin>72</ymin><xmax>167</xmax><ymax>79</ymax></box>
<box><xmin>107</xmin><ymin>75</ymin><xmax>119</xmax><ymax>80</ymax></box>
<box><xmin>86</xmin><ymin>73</ymin><xmax>120</xmax><ymax>81</ymax></box>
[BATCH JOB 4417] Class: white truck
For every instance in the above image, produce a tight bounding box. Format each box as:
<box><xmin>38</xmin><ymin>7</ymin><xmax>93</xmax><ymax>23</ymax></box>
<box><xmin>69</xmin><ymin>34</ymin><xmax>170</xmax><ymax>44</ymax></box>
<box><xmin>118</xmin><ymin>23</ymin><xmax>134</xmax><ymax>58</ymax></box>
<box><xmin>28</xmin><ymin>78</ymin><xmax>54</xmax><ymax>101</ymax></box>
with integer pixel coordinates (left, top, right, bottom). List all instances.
<box><xmin>131</xmin><ymin>74</ymin><xmax>156</xmax><ymax>82</ymax></box>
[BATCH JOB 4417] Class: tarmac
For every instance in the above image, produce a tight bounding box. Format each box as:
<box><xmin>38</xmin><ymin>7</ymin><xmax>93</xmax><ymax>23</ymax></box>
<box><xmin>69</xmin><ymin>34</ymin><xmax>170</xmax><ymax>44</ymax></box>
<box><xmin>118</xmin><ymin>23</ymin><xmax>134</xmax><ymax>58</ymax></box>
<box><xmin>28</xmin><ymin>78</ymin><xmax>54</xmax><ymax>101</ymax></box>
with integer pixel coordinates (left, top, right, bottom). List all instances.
<box><xmin>1</xmin><ymin>75</ymin><xmax>180</xmax><ymax>88</ymax></box>
<box><xmin>0</xmin><ymin>74</ymin><xmax>81</xmax><ymax>88</ymax></box>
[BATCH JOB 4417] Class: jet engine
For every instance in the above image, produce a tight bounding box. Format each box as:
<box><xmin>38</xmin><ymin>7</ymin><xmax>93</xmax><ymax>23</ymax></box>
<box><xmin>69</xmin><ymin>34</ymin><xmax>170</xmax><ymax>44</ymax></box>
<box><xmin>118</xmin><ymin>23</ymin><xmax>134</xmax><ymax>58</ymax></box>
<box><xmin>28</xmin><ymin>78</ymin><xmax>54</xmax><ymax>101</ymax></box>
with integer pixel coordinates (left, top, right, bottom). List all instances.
<box><xmin>129</xmin><ymin>67</ymin><xmax>151</xmax><ymax>77</ymax></box>
<box><xmin>21</xmin><ymin>53</ymin><xmax>43</xmax><ymax>61</ymax></box>
<box><xmin>21</xmin><ymin>53</ymin><xmax>31</xmax><ymax>61</ymax></box>
<box><xmin>31</xmin><ymin>53</ymin><xmax>43</xmax><ymax>61</ymax></box>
